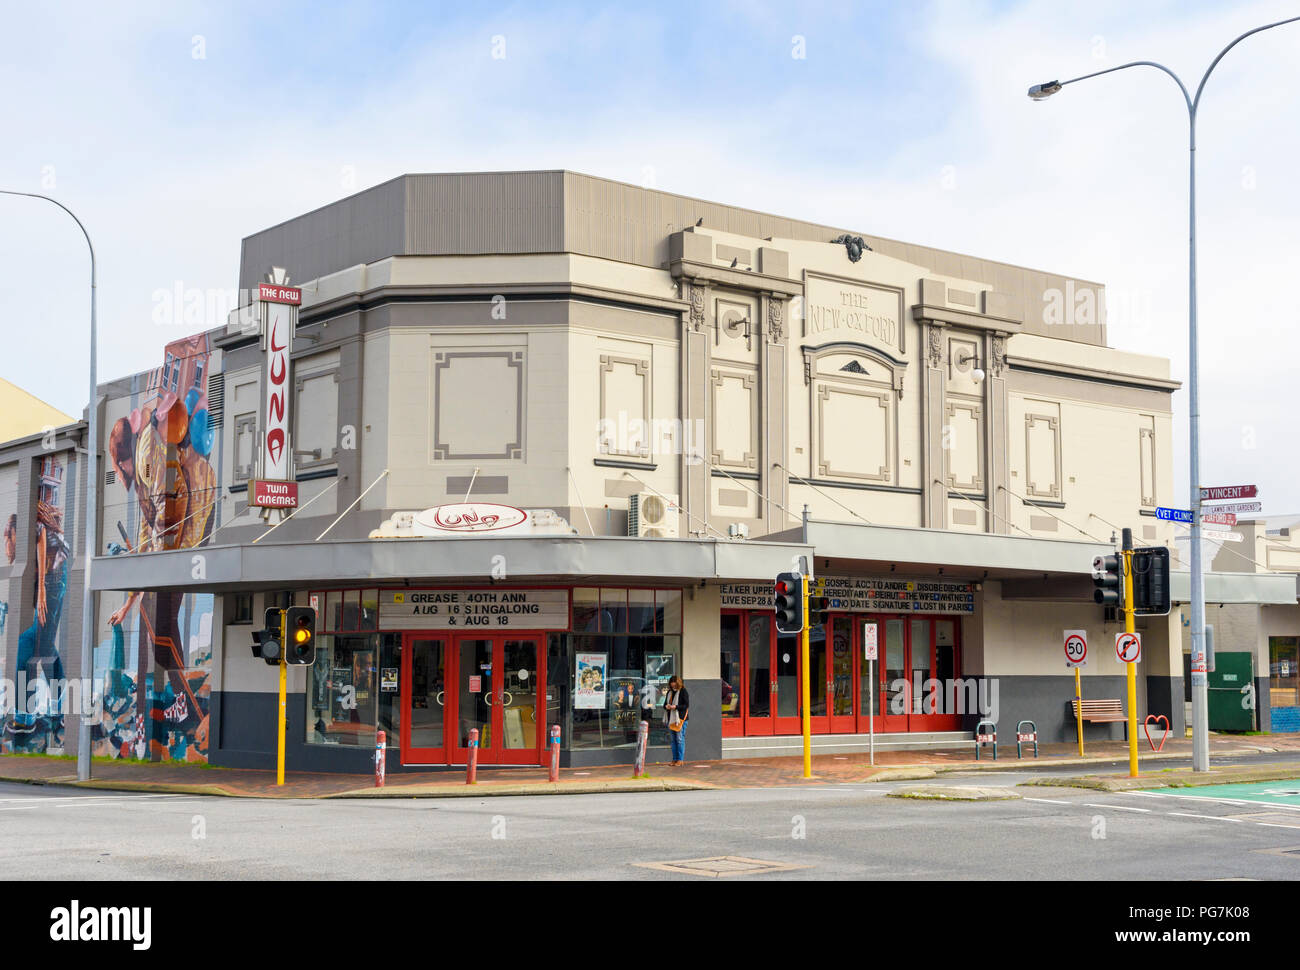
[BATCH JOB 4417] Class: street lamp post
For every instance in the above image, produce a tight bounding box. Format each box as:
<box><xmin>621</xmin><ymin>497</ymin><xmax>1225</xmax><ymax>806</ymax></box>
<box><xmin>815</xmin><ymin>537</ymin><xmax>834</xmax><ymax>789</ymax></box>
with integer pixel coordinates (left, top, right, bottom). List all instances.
<box><xmin>0</xmin><ymin>190</ymin><xmax>98</xmax><ymax>782</ymax></box>
<box><xmin>1028</xmin><ymin>16</ymin><xmax>1300</xmax><ymax>772</ymax></box>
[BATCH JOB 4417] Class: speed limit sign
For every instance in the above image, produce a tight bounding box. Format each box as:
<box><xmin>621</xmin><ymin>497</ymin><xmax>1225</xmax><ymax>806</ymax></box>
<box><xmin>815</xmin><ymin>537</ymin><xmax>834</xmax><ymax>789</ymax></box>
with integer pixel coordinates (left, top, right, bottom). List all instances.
<box><xmin>1064</xmin><ymin>630</ymin><xmax>1087</xmax><ymax>667</ymax></box>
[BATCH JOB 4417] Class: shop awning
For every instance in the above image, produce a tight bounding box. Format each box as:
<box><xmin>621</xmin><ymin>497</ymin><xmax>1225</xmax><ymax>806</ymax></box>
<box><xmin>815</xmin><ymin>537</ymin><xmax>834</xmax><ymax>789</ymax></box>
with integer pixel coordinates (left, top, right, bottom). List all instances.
<box><xmin>800</xmin><ymin>519</ymin><xmax>1111</xmax><ymax>579</ymax></box>
<box><xmin>88</xmin><ymin>535</ymin><xmax>815</xmax><ymax>593</ymax></box>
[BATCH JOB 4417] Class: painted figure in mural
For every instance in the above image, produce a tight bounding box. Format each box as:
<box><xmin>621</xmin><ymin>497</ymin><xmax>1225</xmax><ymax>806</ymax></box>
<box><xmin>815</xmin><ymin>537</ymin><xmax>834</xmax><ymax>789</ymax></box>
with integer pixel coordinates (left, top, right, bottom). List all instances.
<box><xmin>1</xmin><ymin>514</ymin><xmax>14</xmax><ymax>635</ymax></box>
<box><xmin>105</xmin><ymin>334</ymin><xmax>217</xmax><ymax>759</ymax></box>
<box><xmin>8</xmin><ymin>458</ymin><xmax>70</xmax><ymax>751</ymax></box>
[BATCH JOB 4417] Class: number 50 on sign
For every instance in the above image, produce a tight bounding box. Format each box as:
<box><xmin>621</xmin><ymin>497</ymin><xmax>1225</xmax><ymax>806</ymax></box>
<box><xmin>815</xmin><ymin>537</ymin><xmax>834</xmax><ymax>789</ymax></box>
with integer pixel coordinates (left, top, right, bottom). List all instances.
<box><xmin>1064</xmin><ymin>630</ymin><xmax>1087</xmax><ymax>667</ymax></box>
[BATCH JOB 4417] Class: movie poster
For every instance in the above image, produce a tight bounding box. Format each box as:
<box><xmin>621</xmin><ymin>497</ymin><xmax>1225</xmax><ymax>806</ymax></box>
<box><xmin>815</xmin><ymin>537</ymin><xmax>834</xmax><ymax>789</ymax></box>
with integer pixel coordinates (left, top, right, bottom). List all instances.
<box><xmin>574</xmin><ymin>653</ymin><xmax>607</xmax><ymax>709</ymax></box>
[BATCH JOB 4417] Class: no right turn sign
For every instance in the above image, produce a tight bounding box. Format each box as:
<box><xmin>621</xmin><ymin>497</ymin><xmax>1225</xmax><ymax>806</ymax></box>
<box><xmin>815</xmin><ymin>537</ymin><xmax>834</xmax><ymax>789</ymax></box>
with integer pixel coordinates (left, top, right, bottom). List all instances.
<box><xmin>1115</xmin><ymin>631</ymin><xmax>1142</xmax><ymax>664</ymax></box>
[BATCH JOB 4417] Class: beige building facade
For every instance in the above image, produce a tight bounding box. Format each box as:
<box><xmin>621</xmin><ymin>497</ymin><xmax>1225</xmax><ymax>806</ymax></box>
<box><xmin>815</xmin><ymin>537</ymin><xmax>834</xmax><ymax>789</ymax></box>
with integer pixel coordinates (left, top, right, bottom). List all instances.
<box><xmin>9</xmin><ymin>171</ymin><xmax>1294</xmax><ymax>769</ymax></box>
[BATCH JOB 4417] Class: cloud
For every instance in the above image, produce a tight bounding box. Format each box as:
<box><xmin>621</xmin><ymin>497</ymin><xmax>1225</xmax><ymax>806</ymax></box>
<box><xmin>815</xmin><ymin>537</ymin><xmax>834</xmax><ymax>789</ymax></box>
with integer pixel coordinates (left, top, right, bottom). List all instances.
<box><xmin>1</xmin><ymin>0</ymin><xmax>1296</xmax><ymax>513</ymax></box>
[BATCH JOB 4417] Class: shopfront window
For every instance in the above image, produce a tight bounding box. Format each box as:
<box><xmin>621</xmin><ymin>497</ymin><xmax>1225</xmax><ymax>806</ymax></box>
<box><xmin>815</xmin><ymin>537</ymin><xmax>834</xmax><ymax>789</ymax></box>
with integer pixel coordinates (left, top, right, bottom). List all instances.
<box><xmin>307</xmin><ymin>634</ymin><xmax>378</xmax><ymax>746</ymax></box>
<box><xmin>376</xmin><ymin>633</ymin><xmax>401</xmax><ymax>748</ymax></box>
<box><xmin>1270</xmin><ymin>637</ymin><xmax>1300</xmax><ymax>708</ymax></box>
<box><xmin>569</xmin><ymin>634</ymin><xmax>682</xmax><ymax>749</ymax></box>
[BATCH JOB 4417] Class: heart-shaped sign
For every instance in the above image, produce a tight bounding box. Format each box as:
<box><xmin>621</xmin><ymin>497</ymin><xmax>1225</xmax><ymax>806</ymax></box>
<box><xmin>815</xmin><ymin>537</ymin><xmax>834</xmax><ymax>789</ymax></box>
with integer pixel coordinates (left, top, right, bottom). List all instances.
<box><xmin>1143</xmin><ymin>714</ymin><xmax>1171</xmax><ymax>752</ymax></box>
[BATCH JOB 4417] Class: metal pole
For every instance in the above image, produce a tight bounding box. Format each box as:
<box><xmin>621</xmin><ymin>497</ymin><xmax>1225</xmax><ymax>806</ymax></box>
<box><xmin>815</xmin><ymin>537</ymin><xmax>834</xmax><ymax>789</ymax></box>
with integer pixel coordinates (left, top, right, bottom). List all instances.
<box><xmin>801</xmin><ymin>574</ymin><xmax>812</xmax><ymax>779</ymax></box>
<box><xmin>633</xmin><ymin>720</ymin><xmax>648</xmax><ymax>779</ymax></box>
<box><xmin>466</xmin><ymin>728</ymin><xmax>479</xmax><ymax>784</ymax></box>
<box><xmin>276</xmin><ymin>611</ymin><xmax>287</xmax><ymax>786</ymax></box>
<box><xmin>0</xmin><ymin>191</ymin><xmax>98</xmax><ymax>783</ymax></box>
<box><xmin>1028</xmin><ymin>16</ymin><xmax>1300</xmax><ymax>775</ymax></box>
<box><xmin>1123</xmin><ymin>528</ymin><xmax>1138</xmax><ymax>778</ymax></box>
<box><xmin>1073</xmin><ymin>665</ymin><xmax>1084</xmax><ymax>757</ymax></box>
<box><xmin>1186</xmin><ymin>106</ymin><xmax>1211</xmax><ymax>774</ymax></box>
<box><xmin>869</xmin><ymin>656</ymin><xmax>875</xmax><ymax>766</ymax></box>
<box><xmin>549</xmin><ymin>724</ymin><xmax>562</xmax><ymax>781</ymax></box>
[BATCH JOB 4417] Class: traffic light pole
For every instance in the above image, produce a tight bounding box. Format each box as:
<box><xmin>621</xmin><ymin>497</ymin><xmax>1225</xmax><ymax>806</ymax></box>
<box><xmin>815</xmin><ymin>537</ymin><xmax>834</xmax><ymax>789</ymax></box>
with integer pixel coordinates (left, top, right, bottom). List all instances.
<box><xmin>801</xmin><ymin>575</ymin><xmax>812</xmax><ymax>779</ymax></box>
<box><xmin>277</xmin><ymin>609</ymin><xmax>287</xmax><ymax>787</ymax></box>
<box><xmin>1123</xmin><ymin>529</ymin><xmax>1138</xmax><ymax>778</ymax></box>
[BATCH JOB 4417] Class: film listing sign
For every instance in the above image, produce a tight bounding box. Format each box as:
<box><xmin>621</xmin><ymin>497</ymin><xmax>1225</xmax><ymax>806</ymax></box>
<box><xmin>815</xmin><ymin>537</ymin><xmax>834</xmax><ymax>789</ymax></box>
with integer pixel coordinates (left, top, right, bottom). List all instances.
<box><xmin>378</xmin><ymin>588</ymin><xmax>570</xmax><ymax>630</ymax></box>
<box><xmin>721</xmin><ymin>576</ymin><xmax>975</xmax><ymax>614</ymax></box>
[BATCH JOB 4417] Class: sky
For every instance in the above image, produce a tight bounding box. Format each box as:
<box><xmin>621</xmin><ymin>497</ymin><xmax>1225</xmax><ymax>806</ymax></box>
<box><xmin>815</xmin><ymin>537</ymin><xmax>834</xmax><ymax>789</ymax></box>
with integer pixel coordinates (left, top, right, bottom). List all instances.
<box><xmin>1</xmin><ymin>0</ymin><xmax>1297</xmax><ymax>512</ymax></box>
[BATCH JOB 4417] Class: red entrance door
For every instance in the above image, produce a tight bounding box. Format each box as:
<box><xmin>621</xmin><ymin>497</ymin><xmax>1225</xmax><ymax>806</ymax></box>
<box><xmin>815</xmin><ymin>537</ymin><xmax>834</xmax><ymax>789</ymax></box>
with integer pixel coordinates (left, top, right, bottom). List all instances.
<box><xmin>400</xmin><ymin>634</ymin><xmax>449</xmax><ymax>764</ymax></box>
<box><xmin>856</xmin><ymin>615</ymin><xmax>963</xmax><ymax>732</ymax></box>
<box><xmin>401</xmin><ymin>633</ymin><xmax>546</xmax><ymax>765</ymax></box>
<box><xmin>721</xmin><ymin>612</ymin><xmax>779</xmax><ymax>737</ymax></box>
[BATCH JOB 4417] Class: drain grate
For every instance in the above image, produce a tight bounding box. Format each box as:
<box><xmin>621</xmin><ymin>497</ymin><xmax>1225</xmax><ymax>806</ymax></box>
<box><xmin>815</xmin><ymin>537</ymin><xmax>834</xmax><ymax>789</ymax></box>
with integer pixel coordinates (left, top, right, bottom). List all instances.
<box><xmin>632</xmin><ymin>855</ymin><xmax>809</xmax><ymax>877</ymax></box>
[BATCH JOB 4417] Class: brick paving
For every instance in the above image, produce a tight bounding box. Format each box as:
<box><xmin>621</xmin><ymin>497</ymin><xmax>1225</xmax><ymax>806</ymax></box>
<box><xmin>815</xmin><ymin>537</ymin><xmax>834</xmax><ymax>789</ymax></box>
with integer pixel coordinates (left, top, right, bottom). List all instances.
<box><xmin>2</xmin><ymin>733</ymin><xmax>1297</xmax><ymax>799</ymax></box>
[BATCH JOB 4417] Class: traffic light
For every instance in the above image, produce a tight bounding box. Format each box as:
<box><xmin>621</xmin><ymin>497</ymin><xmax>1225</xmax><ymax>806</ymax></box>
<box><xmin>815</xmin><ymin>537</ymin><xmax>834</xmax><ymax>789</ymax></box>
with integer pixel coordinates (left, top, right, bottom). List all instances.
<box><xmin>808</xmin><ymin>593</ymin><xmax>831</xmax><ymax>629</ymax></box>
<box><xmin>252</xmin><ymin>607</ymin><xmax>283</xmax><ymax>666</ymax></box>
<box><xmin>284</xmin><ymin>606</ymin><xmax>317</xmax><ymax>665</ymax></box>
<box><xmin>774</xmin><ymin>572</ymin><xmax>804</xmax><ymax>634</ymax></box>
<box><xmin>1131</xmin><ymin>546</ymin><xmax>1171</xmax><ymax>616</ymax></box>
<box><xmin>1092</xmin><ymin>554</ymin><xmax>1124</xmax><ymax>607</ymax></box>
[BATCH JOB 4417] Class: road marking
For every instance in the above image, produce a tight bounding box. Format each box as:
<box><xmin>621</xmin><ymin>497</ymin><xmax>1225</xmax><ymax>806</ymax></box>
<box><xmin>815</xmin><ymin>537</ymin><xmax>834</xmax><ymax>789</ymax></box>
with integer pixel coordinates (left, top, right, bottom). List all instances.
<box><xmin>1147</xmin><ymin>792</ymin><xmax>1300</xmax><ymax>812</ymax></box>
<box><xmin>1168</xmin><ymin>812</ymin><xmax>1242</xmax><ymax>823</ymax></box>
<box><xmin>0</xmin><ymin>793</ymin><xmax>187</xmax><ymax>804</ymax></box>
<box><xmin>0</xmin><ymin>805</ymin><xmax>42</xmax><ymax>812</ymax></box>
<box><xmin>1086</xmin><ymin>803</ymin><xmax>1151</xmax><ymax>813</ymax></box>
<box><xmin>1023</xmin><ymin>797</ymin><xmax>1071</xmax><ymax>806</ymax></box>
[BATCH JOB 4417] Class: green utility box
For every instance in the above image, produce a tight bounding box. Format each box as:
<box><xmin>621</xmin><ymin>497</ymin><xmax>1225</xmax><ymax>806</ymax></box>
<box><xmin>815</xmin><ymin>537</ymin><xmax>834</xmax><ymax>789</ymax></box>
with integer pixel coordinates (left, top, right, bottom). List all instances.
<box><xmin>1208</xmin><ymin>652</ymin><xmax>1256</xmax><ymax>732</ymax></box>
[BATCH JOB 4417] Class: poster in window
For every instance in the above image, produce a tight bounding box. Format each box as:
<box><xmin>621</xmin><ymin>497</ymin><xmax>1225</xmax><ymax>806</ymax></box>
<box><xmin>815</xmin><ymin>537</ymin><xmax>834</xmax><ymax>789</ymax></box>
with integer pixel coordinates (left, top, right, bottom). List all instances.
<box><xmin>575</xmin><ymin>653</ymin><xmax>607</xmax><ymax>709</ymax></box>
<box><xmin>610</xmin><ymin>673</ymin><xmax>640</xmax><ymax>728</ymax></box>
<box><xmin>645</xmin><ymin>654</ymin><xmax>674</xmax><ymax>708</ymax></box>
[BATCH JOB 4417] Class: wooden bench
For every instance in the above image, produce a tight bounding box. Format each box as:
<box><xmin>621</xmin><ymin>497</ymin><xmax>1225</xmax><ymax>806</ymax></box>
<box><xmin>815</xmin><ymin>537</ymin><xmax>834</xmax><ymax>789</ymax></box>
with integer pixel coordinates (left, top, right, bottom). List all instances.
<box><xmin>1071</xmin><ymin>699</ymin><xmax>1126</xmax><ymax>723</ymax></box>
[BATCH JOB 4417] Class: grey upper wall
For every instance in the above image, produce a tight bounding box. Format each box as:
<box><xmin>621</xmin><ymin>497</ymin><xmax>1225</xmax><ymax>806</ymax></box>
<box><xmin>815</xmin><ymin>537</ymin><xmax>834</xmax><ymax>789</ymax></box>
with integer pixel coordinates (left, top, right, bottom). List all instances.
<box><xmin>239</xmin><ymin>171</ymin><xmax>1106</xmax><ymax>346</ymax></box>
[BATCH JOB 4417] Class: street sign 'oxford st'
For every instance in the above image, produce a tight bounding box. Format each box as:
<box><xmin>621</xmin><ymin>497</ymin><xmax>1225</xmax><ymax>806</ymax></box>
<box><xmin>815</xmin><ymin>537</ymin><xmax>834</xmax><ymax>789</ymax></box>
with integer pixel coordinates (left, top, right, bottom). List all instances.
<box><xmin>1064</xmin><ymin>630</ymin><xmax>1087</xmax><ymax>667</ymax></box>
<box><xmin>1116</xmin><ymin>631</ymin><xmax>1142</xmax><ymax>664</ymax></box>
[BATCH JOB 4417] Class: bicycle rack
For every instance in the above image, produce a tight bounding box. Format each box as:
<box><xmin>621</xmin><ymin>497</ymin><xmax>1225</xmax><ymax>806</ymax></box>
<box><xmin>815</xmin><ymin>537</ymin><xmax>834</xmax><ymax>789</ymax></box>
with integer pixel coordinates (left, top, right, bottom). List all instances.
<box><xmin>975</xmin><ymin>719</ymin><xmax>997</xmax><ymax>761</ymax></box>
<box><xmin>1016</xmin><ymin>719</ymin><xmax>1039</xmax><ymax>759</ymax></box>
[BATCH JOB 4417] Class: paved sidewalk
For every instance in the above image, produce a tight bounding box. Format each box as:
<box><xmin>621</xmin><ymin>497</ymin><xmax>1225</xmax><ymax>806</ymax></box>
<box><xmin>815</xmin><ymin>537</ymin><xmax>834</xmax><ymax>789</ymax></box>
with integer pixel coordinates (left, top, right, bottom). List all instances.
<box><xmin>2</xmin><ymin>733</ymin><xmax>1296</xmax><ymax>799</ymax></box>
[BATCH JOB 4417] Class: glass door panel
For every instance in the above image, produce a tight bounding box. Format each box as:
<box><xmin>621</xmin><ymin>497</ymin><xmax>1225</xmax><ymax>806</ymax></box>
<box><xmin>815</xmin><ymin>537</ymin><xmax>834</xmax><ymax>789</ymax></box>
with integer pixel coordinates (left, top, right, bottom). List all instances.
<box><xmin>457</xmin><ymin>638</ymin><xmax>494</xmax><ymax>755</ymax></box>
<box><xmin>746</xmin><ymin>613</ymin><xmax>774</xmax><ymax>735</ymax></box>
<box><xmin>829</xmin><ymin>617</ymin><xmax>855</xmax><ymax>732</ymax></box>
<box><xmin>881</xmin><ymin>619</ymin><xmax>908</xmax><ymax>730</ymax></box>
<box><xmin>720</xmin><ymin>615</ymin><xmax>743</xmax><ymax>735</ymax></box>
<box><xmin>910</xmin><ymin>618</ymin><xmax>932</xmax><ymax>715</ymax></box>
<box><xmin>406</xmin><ymin>638</ymin><xmax>446</xmax><ymax>758</ymax></box>
<box><xmin>775</xmin><ymin>633</ymin><xmax>801</xmax><ymax>732</ymax></box>
<box><xmin>501</xmin><ymin>638</ymin><xmax>540</xmax><ymax>758</ymax></box>
<box><xmin>808</xmin><ymin>623</ymin><xmax>828</xmax><ymax>726</ymax></box>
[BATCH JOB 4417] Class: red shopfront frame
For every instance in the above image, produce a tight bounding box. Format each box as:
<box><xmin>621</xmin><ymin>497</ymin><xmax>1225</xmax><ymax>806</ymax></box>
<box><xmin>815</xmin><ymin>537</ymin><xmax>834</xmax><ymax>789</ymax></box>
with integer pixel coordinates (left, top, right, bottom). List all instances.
<box><xmin>722</xmin><ymin>609</ymin><xmax>964</xmax><ymax>737</ymax></box>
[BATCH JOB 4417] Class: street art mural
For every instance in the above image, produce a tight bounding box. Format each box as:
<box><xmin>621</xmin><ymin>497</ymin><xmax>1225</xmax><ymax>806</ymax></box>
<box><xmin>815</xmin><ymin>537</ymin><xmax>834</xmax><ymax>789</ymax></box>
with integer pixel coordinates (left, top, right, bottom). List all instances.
<box><xmin>0</xmin><ymin>465</ymin><xmax>21</xmax><ymax>745</ymax></box>
<box><xmin>94</xmin><ymin>332</ymin><xmax>218</xmax><ymax>762</ymax></box>
<box><xmin>2</xmin><ymin>454</ymin><xmax>76</xmax><ymax>753</ymax></box>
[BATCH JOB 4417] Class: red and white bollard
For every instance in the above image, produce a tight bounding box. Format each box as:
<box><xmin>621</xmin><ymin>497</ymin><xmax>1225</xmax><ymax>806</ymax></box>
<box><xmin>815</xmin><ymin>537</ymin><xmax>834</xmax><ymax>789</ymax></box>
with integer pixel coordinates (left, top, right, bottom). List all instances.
<box><xmin>633</xmin><ymin>720</ymin><xmax>649</xmax><ymax>778</ymax></box>
<box><xmin>549</xmin><ymin>725</ymin><xmax>561</xmax><ymax>782</ymax></box>
<box><xmin>374</xmin><ymin>730</ymin><xmax>386</xmax><ymax>788</ymax></box>
<box><xmin>466</xmin><ymin>728</ymin><xmax>479</xmax><ymax>785</ymax></box>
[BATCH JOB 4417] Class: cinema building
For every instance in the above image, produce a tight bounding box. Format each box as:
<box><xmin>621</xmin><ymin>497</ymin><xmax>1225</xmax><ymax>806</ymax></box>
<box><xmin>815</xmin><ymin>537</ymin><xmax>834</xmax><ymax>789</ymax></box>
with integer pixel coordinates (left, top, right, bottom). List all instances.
<box><xmin>3</xmin><ymin>170</ymin><xmax>1296</xmax><ymax>772</ymax></box>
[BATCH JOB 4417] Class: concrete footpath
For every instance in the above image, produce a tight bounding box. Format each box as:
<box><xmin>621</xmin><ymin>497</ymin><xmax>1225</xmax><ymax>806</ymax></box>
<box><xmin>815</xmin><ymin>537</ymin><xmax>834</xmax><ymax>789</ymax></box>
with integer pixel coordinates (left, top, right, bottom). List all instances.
<box><xmin>2</xmin><ymin>732</ymin><xmax>1297</xmax><ymax>799</ymax></box>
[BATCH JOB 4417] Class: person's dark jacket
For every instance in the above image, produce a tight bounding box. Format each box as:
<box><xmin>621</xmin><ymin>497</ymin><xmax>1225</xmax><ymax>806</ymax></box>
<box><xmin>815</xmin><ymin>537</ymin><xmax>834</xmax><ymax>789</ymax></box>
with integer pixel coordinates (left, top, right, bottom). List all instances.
<box><xmin>666</xmin><ymin>687</ymin><xmax>690</xmax><ymax>722</ymax></box>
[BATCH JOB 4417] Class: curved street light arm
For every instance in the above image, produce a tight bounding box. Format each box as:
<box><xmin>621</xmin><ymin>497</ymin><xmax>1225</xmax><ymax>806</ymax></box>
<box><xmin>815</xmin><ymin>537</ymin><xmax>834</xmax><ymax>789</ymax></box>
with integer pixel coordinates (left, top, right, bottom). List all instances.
<box><xmin>1193</xmin><ymin>15</ymin><xmax>1300</xmax><ymax>116</ymax></box>
<box><xmin>1058</xmin><ymin>60</ymin><xmax>1193</xmax><ymax>117</ymax></box>
<box><xmin>0</xmin><ymin>188</ymin><xmax>98</xmax><ymax>784</ymax></box>
<box><xmin>0</xmin><ymin>189</ymin><xmax>97</xmax><ymax>273</ymax></box>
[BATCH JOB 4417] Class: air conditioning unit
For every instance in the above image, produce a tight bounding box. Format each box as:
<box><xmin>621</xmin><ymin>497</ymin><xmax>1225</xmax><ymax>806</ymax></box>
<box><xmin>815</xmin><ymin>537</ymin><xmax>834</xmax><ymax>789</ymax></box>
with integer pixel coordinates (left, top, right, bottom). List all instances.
<box><xmin>628</xmin><ymin>492</ymin><xmax>679</xmax><ymax>538</ymax></box>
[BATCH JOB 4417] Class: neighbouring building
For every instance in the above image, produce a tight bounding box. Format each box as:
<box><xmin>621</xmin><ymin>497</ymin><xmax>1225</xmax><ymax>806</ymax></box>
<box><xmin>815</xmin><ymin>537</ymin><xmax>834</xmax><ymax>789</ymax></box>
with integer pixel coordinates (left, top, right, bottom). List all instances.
<box><xmin>2</xmin><ymin>170</ymin><xmax>1295</xmax><ymax>772</ymax></box>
